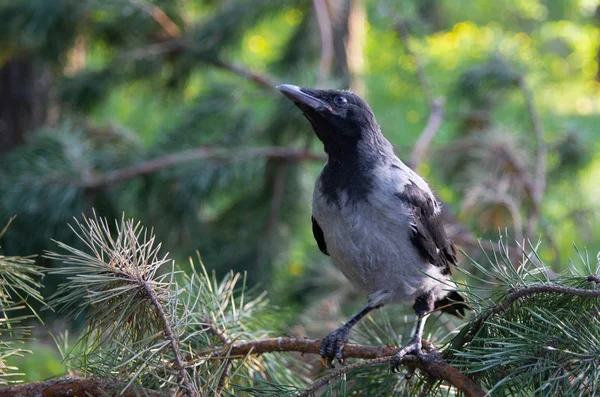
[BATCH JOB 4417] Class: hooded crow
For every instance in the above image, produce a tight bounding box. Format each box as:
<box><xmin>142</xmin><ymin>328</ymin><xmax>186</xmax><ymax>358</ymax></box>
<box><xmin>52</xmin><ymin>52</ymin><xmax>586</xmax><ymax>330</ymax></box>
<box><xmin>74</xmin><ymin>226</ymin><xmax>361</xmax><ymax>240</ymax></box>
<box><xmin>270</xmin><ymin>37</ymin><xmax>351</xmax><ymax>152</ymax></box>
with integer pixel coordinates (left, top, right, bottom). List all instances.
<box><xmin>277</xmin><ymin>84</ymin><xmax>466</xmax><ymax>372</ymax></box>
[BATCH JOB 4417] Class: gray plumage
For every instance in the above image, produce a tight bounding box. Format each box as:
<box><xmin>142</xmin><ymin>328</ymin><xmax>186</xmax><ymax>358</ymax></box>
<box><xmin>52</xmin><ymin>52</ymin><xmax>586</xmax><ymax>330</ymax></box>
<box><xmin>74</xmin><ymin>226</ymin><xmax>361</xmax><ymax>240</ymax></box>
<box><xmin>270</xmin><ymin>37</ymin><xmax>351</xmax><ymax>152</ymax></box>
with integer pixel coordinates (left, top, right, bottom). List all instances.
<box><xmin>312</xmin><ymin>158</ymin><xmax>450</xmax><ymax>308</ymax></box>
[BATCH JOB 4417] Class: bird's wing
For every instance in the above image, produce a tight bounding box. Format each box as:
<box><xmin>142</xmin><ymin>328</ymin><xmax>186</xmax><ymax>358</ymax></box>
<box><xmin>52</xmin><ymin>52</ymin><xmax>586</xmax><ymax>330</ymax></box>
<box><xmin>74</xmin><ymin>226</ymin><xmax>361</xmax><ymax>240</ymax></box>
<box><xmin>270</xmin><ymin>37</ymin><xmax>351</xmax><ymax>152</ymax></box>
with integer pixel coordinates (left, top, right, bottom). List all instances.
<box><xmin>396</xmin><ymin>181</ymin><xmax>457</xmax><ymax>270</ymax></box>
<box><xmin>311</xmin><ymin>216</ymin><xmax>329</xmax><ymax>256</ymax></box>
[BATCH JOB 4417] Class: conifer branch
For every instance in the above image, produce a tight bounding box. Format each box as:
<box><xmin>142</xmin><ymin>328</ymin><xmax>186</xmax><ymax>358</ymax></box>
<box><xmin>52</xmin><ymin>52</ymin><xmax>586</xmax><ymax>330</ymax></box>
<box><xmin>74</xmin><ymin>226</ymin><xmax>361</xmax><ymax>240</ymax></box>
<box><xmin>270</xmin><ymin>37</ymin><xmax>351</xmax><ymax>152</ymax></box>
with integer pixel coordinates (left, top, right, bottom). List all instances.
<box><xmin>62</xmin><ymin>147</ymin><xmax>325</xmax><ymax>189</ymax></box>
<box><xmin>142</xmin><ymin>281</ymin><xmax>195</xmax><ymax>395</ymax></box>
<box><xmin>492</xmin><ymin>284</ymin><xmax>600</xmax><ymax>315</ymax></box>
<box><xmin>200</xmin><ymin>337</ymin><xmax>486</xmax><ymax>397</ymax></box>
<box><xmin>0</xmin><ymin>377</ymin><xmax>164</xmax><ymax>397</ymax></box>
<box><xmin>464</xmin><ymin>281</ymin><xmax>600</xmax><ymax>345</ymax></box>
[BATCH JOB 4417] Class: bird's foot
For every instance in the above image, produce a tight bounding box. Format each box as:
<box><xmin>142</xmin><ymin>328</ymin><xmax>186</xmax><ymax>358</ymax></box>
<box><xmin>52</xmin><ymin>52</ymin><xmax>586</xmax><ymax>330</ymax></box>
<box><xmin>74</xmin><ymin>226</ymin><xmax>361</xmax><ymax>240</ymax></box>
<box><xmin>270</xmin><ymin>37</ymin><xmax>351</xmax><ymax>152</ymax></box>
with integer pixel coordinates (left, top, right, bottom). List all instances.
<box><xmin>320</xmin><ymin>325</ymin><xmax>350</xmax><ymax>367</ymax></box>
<box><xmin>391</xmin><ymin>336</ymin><xmax>423</xmax><ymax>375</ymax></box>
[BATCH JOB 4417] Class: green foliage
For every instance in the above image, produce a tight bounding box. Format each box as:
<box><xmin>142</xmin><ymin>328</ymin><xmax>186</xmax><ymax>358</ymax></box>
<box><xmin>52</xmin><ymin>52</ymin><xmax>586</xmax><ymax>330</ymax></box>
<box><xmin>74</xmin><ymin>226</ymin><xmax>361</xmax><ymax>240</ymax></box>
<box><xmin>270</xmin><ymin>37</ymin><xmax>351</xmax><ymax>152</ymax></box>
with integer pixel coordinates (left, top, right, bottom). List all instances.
<box><xmin>44</xmin><ymin>214</ymin><xmax>308</xmax><ymax>395</ymax></box>
<box><xmin>448</xmin><ymin>241</ymin><xmax>600</xmax><ymax>396</ymax></box>
<box><xmin>0</xmin><ymin>219</ymin><xmax>44</xmax><ymax>385</ymax></box>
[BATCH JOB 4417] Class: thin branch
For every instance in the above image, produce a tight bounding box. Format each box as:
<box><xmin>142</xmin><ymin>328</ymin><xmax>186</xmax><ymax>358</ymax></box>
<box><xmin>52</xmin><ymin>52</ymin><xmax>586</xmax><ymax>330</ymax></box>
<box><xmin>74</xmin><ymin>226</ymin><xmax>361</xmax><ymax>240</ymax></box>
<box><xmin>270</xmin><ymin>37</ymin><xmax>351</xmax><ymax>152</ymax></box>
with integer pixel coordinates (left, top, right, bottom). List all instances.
<box><xmin>464</xmin><ymin>281</ymin><xmax>600</xmax><ymax>346</ymax></box>
<box><xmin>203</xmin><ymin>318</ymin><xmax>233</xmax><ymax>396</ymax></box>
<box><xmin>127</xmin><ymin>0</ymin><xmax>181</xmax><ymax>38</ymax></box>
<box><xmin>61</xmin><ymin>147</ymin><xmax>325</xmax><ymax>189</ymax></box>
<box><xmin>298</xmin><ymin>356</ymin><xmax>394</xmax><ymax>397</ymax></box>
<box><xmin>410</xmin><ymin>98</ymin><xmax>445</xmax><ymax>168</ymax></box>
<box><xmin>0</xmin><ymin>377</ymin><xmax>164</xmax><ymax>397</ymax></box>
<box><xmin>312</xmin><ymin>0</ymin><xmax>334</xmax><ymax>86</ymax></box>
<box><xmin>493</xmin><ymin>283</ymin><xmax>600</xmax><ymax>315</ymax></box>
<box><xmin>199</xmin><ymin>337</ymin><xmax>486</xmax><ymax>397</ymax></box>
<box><xmin>118</xmin><ymin>41</ymin><xmax>277</xmax><ymax>90</ymax></box>
<box><xmin>210</xmin><ymin>59</ymin><xmax>276</xmax><ymax>88</ymax></box>
<box><xmin>142</xmin><ymin>281</ymin><xmax>196</xmax><ymax>395</ymax></box>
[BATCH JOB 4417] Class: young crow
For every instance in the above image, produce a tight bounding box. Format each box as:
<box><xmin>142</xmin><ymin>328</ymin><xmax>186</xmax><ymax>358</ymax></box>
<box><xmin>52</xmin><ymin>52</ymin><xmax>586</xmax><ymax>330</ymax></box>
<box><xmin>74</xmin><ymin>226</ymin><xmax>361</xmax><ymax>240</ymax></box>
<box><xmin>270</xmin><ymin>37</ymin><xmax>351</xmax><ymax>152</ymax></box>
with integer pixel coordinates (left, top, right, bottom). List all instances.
<box><xmin>277</xmin><ymin>84</ymin><xmax>466</xmax><ymax>372</ymax></box>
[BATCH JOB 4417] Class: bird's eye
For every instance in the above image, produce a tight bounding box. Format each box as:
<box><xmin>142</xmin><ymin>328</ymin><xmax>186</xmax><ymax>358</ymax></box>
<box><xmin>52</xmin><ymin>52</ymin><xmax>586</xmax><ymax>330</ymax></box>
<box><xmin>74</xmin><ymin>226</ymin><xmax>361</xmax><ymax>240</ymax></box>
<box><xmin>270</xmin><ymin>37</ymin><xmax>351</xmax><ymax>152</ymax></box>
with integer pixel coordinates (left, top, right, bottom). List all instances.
<box><xmin>334</xmin><ymin>95</ymin><xmax>347</xmax><ymax>106</ymax></box>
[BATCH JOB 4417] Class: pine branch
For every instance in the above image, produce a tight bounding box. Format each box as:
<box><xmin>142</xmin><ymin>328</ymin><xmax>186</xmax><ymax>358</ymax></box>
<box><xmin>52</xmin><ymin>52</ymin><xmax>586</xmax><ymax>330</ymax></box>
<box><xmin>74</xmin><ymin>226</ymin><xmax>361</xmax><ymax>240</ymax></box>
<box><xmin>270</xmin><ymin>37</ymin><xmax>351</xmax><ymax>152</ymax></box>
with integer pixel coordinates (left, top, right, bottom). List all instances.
<box><xmin>203</xmin><ymin>318</ymin><xmax>233</xmax><ymax>396</ymax></box>
<box><xmin>464</xmin><ymin>280</ymin><xmax>600</xmax><ymax>346</ymax></box>
<box><xmin>0</xmin><ymin>377</ymin><xmax>164</xmax><ymax>397</ymax></box>
<box><xmin>200</xmin><ymin>337</ymin><xmax>486</xmax><ymax>397</ymax></box>
<box><xmin>142</xmin><ymin>281</ymin><xmax>195</xmax><ymax>395</ymax></box>
<box><xmin>61</xmin><ymin>147</ymin><xmax>325</xmax><ymax>189</ymax></box>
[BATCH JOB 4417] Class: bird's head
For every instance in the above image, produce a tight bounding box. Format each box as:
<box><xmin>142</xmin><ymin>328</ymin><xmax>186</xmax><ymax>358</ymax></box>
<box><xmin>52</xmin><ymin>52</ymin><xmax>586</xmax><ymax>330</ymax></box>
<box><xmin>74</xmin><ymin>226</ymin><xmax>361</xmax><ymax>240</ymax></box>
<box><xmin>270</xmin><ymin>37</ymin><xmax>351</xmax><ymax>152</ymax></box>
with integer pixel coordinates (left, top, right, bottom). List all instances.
<box><xmin>277</xmin><ymin>84</ymin><xmax>381</xmax><ymax>156</ymax></box>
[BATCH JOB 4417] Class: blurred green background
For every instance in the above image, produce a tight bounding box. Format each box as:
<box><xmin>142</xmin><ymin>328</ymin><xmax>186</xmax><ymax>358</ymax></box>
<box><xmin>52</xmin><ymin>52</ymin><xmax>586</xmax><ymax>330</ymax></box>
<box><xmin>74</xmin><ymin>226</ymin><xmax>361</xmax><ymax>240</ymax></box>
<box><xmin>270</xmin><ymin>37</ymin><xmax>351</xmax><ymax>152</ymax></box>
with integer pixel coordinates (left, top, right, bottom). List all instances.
<box><xmin>0</xmin><ymin>0</ymin><xmax>599</xmax><ymax>382</ymax></box>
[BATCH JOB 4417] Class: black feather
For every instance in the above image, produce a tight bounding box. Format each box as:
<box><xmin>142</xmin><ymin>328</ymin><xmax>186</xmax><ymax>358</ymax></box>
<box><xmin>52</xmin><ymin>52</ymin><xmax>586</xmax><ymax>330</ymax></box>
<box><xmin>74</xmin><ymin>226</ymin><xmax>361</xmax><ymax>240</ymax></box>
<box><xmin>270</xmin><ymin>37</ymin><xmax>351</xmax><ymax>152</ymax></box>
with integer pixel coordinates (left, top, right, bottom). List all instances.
<box><xmin>312</xmin><ymin>216</ymin><xmax>329</xmax><ymax>256</ymax></box>
<box><xmin>434</xmin><ymin>291</ymin><xmax>468</xmax><ymax>317</ymax></box>
<box><xmin>396</xmin><ymin>180</ymin><xmax>457</xmax><ymax>272</ymax></box>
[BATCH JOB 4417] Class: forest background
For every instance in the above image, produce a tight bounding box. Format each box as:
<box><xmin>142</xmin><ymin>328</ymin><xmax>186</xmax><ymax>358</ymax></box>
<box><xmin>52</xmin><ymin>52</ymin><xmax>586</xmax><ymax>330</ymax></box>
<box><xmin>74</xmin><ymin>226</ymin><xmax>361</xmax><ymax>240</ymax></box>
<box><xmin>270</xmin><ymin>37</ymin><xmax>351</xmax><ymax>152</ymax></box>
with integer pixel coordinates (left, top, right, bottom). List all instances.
<box><xmin>0</xmin><ymin>0</ymin><xmax>600</xmax><ymax>395</ymax></box>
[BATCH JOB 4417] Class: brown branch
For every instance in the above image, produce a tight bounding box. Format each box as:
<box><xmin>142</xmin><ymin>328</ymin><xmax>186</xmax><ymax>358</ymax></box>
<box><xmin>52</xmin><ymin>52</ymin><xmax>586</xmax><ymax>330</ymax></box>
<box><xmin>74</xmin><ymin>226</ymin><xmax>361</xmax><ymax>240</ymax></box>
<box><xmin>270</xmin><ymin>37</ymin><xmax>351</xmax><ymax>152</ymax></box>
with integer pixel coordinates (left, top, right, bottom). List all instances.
<box><xmin>118</xmin><ymin>41</ymin><xmax>277</xmax><ymax>90</ymax></box>
<box><xmin>0</xmin><ymin>377</ymin><xmax>164</xmax><ymax>397</ymax></box>
<box><xmin>127</xmin><ymin>0</ymin><xmax>181</xmax><ymax>38</ymax></box>
<box><xmin>142</xmin><ymin>281</ymin><xmax>196</xmax><ymax>396</ymax></box>
<box><xmin>463</xmin><ymin>281</ymin><xmax>600</xmax><ymax>347</ymax></box>
<box><xmin>201</xmin><ymin>337</ymin><xmax>485</xmax><ymax>397</ymax></box>
<box><xmin>62</xmin><ymin>147</ymin><xmax>325</xmax><ymax>190</ymax></box>
<box><xmin>210</xmin><ymin>59</ymin><xmax>277</xmax><ymax>88</ymax></box>
<box><xmin>313</xmin><ymin>0</ymin><xmax>334</xmax><ymax>86</ymax></box>
<box><xmin>492</xmin><ymin>284</ymin><xmax>600</xmax><ymax>315</ymax></box>
<box><xmin>203</xmin><ymin>318</ymin><xmax>233</xmax><ymax>396</ymax></box>
<box><xmin>410</xmin><ymin>98</ymin><xmax>445</xmax><ymax>168</ymax></box>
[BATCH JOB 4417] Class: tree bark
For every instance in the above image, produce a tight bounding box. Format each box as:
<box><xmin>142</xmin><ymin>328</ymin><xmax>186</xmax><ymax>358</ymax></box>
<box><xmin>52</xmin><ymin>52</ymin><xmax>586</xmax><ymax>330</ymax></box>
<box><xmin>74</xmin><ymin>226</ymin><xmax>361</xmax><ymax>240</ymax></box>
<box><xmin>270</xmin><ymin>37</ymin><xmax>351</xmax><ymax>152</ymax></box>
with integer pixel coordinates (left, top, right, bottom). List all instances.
<box><xmin>0</xmin><ymin>57</ymin><xmax>51</xmax><ymax>155</ymax></box>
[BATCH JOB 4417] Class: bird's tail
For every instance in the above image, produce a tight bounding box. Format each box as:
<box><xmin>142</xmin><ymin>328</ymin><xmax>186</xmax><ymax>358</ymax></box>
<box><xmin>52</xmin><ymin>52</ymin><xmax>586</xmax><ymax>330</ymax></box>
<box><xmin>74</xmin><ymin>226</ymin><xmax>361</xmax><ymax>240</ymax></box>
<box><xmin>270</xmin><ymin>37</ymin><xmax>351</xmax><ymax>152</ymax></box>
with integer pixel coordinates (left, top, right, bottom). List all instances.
<box><xmin>434</xmin><ymin>291</ymin><xmax>469</xmax><ymax>318</ymax></box>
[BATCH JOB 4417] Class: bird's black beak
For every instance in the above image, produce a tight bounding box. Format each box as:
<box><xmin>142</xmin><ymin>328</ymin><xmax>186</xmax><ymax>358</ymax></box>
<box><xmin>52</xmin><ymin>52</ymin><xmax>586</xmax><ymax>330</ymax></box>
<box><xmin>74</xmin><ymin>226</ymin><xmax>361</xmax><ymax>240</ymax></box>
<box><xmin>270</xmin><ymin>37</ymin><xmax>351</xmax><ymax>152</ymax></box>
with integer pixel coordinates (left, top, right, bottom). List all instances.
<box><xmin>276</xmin><ymin>84</ymin><xmax>333</xmax><ymax>113</ymax></box>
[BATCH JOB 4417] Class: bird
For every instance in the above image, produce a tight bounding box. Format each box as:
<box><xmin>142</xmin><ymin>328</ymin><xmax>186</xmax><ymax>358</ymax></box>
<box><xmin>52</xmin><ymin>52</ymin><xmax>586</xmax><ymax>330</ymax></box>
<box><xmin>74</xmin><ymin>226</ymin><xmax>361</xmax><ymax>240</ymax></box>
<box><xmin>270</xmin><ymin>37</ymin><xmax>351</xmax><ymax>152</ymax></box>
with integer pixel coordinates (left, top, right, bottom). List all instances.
<box><xmin>276</xmin><ymin>84</ymin><xmax>467</xmax><ymax>372</ymax></box>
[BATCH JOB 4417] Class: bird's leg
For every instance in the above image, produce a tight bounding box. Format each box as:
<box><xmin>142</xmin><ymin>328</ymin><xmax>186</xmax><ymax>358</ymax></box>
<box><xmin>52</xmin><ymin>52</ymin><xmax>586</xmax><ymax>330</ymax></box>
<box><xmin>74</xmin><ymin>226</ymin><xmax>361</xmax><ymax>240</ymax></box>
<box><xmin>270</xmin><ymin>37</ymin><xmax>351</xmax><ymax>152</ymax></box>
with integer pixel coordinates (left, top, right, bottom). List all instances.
<box><xmin>391</xmin><ymin>293</ymin><xmax>434</xmax><ymax>374</ymax></box>
<box><xmin>320</xmin><ymin>304</ymin><xmax>380</xmax><ymax>367</ymax></box>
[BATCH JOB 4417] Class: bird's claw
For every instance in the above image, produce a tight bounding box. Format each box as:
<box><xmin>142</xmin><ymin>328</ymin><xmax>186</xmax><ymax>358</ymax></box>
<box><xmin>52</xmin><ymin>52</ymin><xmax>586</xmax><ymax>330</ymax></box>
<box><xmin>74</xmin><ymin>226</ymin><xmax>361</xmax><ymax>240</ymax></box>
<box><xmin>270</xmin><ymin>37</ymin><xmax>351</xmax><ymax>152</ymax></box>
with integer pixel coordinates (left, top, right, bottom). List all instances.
<box><xmin>320</xmin><ymin>326</ymin><xmax>350</xmax><ymax>367</ymax></box>
<box><xmin>391</xmin><ymin>336</ymin><xmax>423</xmax><ymax>375</ymax></box>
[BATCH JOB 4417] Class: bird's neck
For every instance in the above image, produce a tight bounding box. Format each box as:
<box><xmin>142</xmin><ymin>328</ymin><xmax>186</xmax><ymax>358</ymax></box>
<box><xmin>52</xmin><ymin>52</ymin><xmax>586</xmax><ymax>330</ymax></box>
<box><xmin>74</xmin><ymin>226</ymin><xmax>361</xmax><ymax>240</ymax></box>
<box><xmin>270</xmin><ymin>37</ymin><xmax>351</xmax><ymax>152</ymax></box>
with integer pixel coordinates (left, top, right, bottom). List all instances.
<box><xmin>324</xmin><ymin>127</ymin><xmax>394</xmax><ymax>166</ymax></box>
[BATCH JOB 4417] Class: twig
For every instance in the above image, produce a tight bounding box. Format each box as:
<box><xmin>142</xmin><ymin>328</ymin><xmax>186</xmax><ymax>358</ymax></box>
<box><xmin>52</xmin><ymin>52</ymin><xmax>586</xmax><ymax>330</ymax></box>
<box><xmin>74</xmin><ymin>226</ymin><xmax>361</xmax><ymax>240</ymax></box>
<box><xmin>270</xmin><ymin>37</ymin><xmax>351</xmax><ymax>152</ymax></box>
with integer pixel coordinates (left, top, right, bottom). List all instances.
<box><xmin>61</xmin><ymin>147</ymin><xmax>325</xmax><ymax>189</ymax></box>
<box><xmin>142</xmin><ymin>281</ymin><xmax>196</xmax><ymax>396</ymax></box>
<box><xmin>0</xmin><ymin>376</ymin><xmax>164</xmax><ymax>397</ymax></box>
<box><xmin>127</xmin><ymin>0</ymin><xmax>181</xmax><ymax>38</ymax></box>
<box><xmin>298</xmin><ymin>356</ymin><xmax>395</xmax><ymax>397</ymax></box>
<box><xmin>410</xmin><ymin>98</ymin><xmax>445</xmax><ymax>168</ymax></box>
<box><xmin>312</xmin><ymin>0</ymin><xmax>334</xmax><ymax>86</ymax></box>
<box><xmin>493</xmin><ymin>284</ymin><xmax>600</xmax><ymax>315</ymax></box>
<box><xmin>464</xmin><ymin>281</ymin><xmax>600</xmax><ymax>346</ymax></box>
<box><xmin>118</xmin><ymin>41</ymin><xmax>277</xmax><ymax>90</ymax></box>
<box><xmin>210</xmin><ymin>59</ymin><xmax>276</xmax><ymax>88</ymax></box>
<box><xmin>199</xmin><ymin>337</ymin><xmax>486</xmax><ymax>397</ymax></box>
<box><xmin>203</xmin><ymin>318</ymin><xmax>233</xmax><ymax>396</ymax></box>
